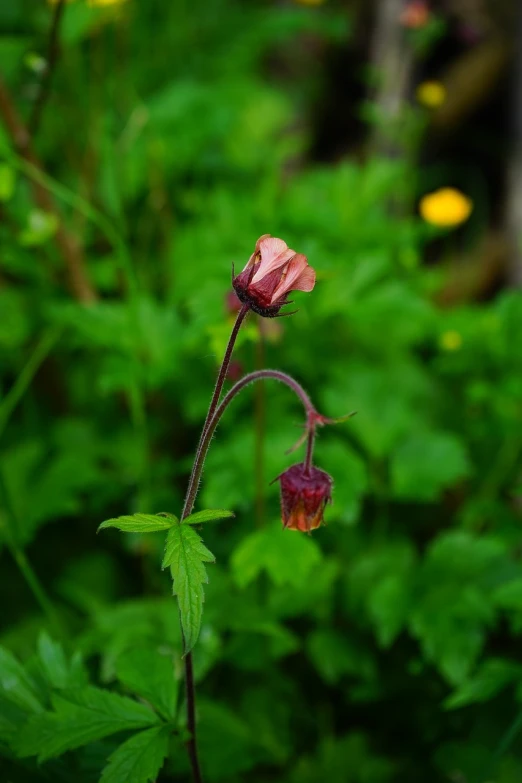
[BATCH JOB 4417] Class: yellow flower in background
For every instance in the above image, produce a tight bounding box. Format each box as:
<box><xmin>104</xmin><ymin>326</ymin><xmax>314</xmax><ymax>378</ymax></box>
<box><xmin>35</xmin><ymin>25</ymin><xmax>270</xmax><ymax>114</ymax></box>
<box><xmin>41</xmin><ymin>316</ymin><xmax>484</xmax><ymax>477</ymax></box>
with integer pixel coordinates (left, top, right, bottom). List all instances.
<box><xmin>419</xmin><ymin>187</ymin><xmax>473</xmax><ymax>228</ymax></box>
<box><xmin>47</xmin><ymin>0</ymin><xmax>128</xmax><ymax>5</ymax></box>
<box><xmin>439</xmin><ymin>330</ymin><xmax>463</xmax><ymax>351</ymax></box>
<box><xmin>416</xmin><ymin>81</ymin><xmax>446</xmax><ymax>109</ymax></box>
<box><xmin>88</xmin><ymin>0</ymin><xmax>128</xmax><ymax>6</ymax></box>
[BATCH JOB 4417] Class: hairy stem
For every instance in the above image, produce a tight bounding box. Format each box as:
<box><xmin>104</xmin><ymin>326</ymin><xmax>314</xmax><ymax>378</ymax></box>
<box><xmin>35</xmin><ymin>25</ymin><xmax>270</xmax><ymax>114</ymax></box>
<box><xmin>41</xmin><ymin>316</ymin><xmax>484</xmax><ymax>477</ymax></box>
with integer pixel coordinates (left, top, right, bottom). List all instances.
<box><xmin>186</xmin><ymin>369</ymin><xmax>315</xmax><ymax>526</ymax></box>
<box><xmin>181</xmin><ymin>305</ymin><xmax>248</xmax><ymax>520</ymax></box>
<box><xmin>181</xmin><ymin>303</ymin><xmax>248</xmax><ymax>783</ymax></box>
<box><xmin>304</xmin><ymin>426</ymin><xmax>315</xmax><ymax>474</ymax></box>
<box><xmin>181</xmin><ymin>307</ymin><xmax>317</xmax><ymax>783</ymax></box>
<box><xmin>254</xmin><ymin>334</ymin><xmax>266</xmax><ymax>526</ymax></box>
<box><xmin>184</xmin><ymin>649</ymin><xmax>201</xmax><ymax>783</ymax></box>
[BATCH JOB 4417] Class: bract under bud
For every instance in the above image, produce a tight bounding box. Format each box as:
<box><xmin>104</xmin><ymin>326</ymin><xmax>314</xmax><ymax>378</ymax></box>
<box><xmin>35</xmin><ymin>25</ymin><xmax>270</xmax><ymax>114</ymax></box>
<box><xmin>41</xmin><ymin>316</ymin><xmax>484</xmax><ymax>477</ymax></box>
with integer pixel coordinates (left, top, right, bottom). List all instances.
<box><xmin>277</xmin><ymin>463</ymin><xmax>332</xmax><ymax>533</ymax></box>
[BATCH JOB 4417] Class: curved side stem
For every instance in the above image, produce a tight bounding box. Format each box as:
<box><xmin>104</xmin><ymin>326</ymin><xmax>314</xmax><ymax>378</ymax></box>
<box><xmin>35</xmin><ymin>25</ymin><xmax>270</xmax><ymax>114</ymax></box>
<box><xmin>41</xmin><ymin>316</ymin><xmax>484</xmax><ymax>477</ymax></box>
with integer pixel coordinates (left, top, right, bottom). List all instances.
<box><xmin>181</xmin><ymin>368</ymin><xmax>316</xmax><ymax>783</ymax></box>
<box><xmin>186</xmin><ymin>370</ymin><xmax>316</xmax><ymax>522</ymax></box>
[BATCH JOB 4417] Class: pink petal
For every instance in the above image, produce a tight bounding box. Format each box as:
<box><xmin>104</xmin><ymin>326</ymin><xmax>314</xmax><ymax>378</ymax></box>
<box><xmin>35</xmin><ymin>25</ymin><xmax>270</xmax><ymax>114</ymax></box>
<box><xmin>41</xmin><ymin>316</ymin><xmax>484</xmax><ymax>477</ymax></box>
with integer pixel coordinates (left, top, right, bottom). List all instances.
<box><xmin>251</xmin><ymin>237</ymin><xmax>294</xmax><ymax>283</ymax></box>
<box><xmin>240</xmin><ymin>234</ymin><xmax>271</xmax><ymax>272</ymax></box>
<box><xmin>271</xmin><ymin>254</ymin><xmax>314</xmax><ymax>302</ymax></box>
<box><xmin>292</xmin><ymin>265</ymin><xmax>316</xmax><ymax>292</ymax></box>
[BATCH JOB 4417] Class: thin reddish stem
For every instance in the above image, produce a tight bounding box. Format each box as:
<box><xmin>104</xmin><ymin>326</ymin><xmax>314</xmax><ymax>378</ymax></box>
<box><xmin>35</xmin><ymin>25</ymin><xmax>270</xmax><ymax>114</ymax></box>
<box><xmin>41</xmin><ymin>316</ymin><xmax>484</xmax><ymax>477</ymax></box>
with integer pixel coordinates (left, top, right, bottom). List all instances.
<box><xmin>181</xmin><ymin>303</ymin><xmax>248</xmax><ymax>783</ymax></box>
<box><xmin>304</xmin><ymin>425</ymin><xmax>315</xmax><ymax>475</ymax></box>
<box><xmin>181</xmin><ymin>304</ymin><xmax>248</xmax><ymax>521</ymax></box>
<box><xmin>184</xmin><ymin>650</ymin><xmax>202</xmax><ymax>783</ymax></box>
<box><xmin>180</xmin><ymin>339</ymin><xmax>318</xmax><ymax>783</ymax></box>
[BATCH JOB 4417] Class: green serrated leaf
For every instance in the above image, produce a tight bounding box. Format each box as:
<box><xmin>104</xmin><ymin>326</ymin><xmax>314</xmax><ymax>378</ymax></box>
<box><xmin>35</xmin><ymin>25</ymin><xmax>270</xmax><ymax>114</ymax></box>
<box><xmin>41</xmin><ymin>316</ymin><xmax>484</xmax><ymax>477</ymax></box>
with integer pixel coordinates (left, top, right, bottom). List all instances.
<box><xmin>183</xmin><ymin>509</ymin><xmax>235</xmax><ymax>525</ymax></box>
<box><xmin>98</xmin><ymin>513</ymin><xmax>178</xmax><ymax>534</ymax></box>
<box><xmin>115</xmin><ymin>647</ymin><xmax>177</xmax><ymax>721</ymax></box>
<box><xmin>164</xmin><ymin>525</ymin><xmax>215</xmax><ymax>653</ymax></box>
<box><xmin>163</xmin><ymin>524</ymin><xmax>214</xmax><ymax>570</ymax></box>
<box><xmin>100</xmin><ymin>725</ymin><xmax>170</xmax><ymax>783</ymax></box>
<box><xmin>15</xmin><ymin>685</ymin><xmax>159</xmax><ymax>761</ymax></box>
<box><xmin>0</xmin><ymin>646</ymin><xmax>43</xmax><ymax>713</ymax></box>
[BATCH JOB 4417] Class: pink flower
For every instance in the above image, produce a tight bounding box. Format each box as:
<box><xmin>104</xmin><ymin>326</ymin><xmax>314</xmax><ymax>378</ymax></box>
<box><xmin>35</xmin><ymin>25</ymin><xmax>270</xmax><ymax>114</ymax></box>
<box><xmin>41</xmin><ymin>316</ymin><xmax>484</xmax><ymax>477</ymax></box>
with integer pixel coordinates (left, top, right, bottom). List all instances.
<box><xmin>233</xmin><ymin>235</ymin><xmax>316</xmax><ymax>317</ymax></box>
<box><xmin>276</xmin><ymin>463</ymin><xmax>333</xmax><ymax>533</ymax></box>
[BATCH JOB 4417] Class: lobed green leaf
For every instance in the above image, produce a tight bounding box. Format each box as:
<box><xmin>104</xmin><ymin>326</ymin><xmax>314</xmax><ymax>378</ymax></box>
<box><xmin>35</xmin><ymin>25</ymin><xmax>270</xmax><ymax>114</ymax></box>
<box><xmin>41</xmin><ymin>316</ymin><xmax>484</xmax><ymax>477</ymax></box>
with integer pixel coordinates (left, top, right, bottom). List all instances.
<box><xmin>37</xmin><ymin>631</ymin><xmax>69</xmax><ymax>690</ymax></box>
<box><xmin>100</xmin><ymin>725</ymin><xmax>171</xmax><ymax>783</ymax></box>
<box><xmin>231</xmin><ymin>523</ymin><xmax>322</xmax><ymax>589</ymax></box>
<box><xmin>98</xmin><ymin>513</ymin><xmax>178</xmax><ymax>534</ymax></box>
<box><xmin>164</xmin><ymin>525</ymin><xmax>215</xmax><ymax>653</ymax></box>
<box><xmin>115</xmin><ymin>647</ymin><xmax>178</xmax><ymax>721</ymax></box>
<box><xmin>0</xmin><ymin>646</ymin><xmax>43</xmax><ymax>714</ymax></box>
<box><xmin>15</xmin><ymin>685</ymin><xmax>159</xmax><ymax>761</ymax></box>
<box><xmin>183</xmin><ymin>508</ymin><xmax>234</xmax><ymax>525</ymax></box>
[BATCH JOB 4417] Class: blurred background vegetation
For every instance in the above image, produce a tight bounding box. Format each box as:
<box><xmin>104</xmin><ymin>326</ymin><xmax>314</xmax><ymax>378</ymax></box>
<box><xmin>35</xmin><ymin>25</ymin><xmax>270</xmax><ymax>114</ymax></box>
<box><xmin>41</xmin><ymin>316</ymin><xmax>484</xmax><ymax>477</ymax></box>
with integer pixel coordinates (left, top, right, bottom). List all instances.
<box><xmin>1</xmin><ymin>0</ymin><xmax>522</xmax><ymax>781</ymax></box>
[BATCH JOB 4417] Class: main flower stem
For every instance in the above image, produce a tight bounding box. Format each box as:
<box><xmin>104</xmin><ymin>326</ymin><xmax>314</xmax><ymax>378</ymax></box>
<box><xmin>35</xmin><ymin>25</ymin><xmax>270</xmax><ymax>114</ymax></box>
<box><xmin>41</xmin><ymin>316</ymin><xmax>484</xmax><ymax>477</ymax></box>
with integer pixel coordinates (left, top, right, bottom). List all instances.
<box><xmin>181</xmin><ymin>303</ymin><xmax>248</xmax><ymax>783</ymax></box>
<box><xmin>180</xmin><ymin>311</ymin><xmax>317</xmax><ymax>783</ymax></box>
<box><xmin>181</xmin><ymin>304</ymin><xmax>248</xmax><ymax>522</ymax></box>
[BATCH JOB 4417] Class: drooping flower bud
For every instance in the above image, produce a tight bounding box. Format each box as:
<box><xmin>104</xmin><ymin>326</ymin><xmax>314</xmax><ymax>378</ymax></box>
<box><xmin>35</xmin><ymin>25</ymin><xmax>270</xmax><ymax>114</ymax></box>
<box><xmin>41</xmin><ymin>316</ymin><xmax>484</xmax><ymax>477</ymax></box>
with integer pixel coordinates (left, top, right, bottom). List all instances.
<box><xmin>233</xmin><ymin>235</ymin><xmax>315</xmax><ymax>318</ymax></box>
<box><xmin>276</xmin><ymin>463</ymin><xmax>333</xmax><ymax>533</ymax></box>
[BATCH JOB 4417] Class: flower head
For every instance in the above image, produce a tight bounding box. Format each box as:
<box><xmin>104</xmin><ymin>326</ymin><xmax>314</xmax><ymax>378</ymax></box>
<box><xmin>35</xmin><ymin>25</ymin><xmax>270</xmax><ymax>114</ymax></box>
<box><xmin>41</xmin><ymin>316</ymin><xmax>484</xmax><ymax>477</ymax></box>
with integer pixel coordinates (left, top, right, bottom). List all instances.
<box><xmin>233</xmin><ymin>235</ymin><xmax>315</xmax><ymax>318</ymax></box>
<box><xmin>276</xmin><ymin>463</ymin><xmax>332</xmax><ymax>533</ymax></box>
<box><xmin>420</xmin><ymin>187</ymin><xmax>473</xmax><ymax>228</ymax></box>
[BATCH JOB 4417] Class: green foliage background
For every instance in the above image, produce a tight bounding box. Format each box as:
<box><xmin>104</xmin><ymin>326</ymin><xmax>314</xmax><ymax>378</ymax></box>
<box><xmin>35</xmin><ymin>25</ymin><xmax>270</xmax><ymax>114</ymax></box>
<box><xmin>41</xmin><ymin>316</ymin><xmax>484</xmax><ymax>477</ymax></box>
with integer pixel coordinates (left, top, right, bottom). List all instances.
<box><xmin>1</xmin><ymin>1</ymin><xmax>522</xmax><ymax>781</ymax></box>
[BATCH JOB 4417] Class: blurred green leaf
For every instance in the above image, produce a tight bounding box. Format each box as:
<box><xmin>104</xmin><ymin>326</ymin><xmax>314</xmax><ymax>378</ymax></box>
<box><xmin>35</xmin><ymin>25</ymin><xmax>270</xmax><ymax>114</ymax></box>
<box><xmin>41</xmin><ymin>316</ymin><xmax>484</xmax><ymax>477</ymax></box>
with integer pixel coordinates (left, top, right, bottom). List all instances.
<box><xmin>291</xmin><ymin>734</ymin><xmax>394</xmax><ymax>783</ymax></box>
<box><xmin>391</xmin><ymin>430</ymin><xmax>470</xmax><ymax>501</ymax></box>
<box><xmin>444</xmin><ymin>658</ymin><xmax>522</xmax><ymax>710</ymax></box>
<box><xmin>0</xmin><ymin>163</ymin><xmax>15</xmax><ymax>202</ymax></box>
<box><xmin>99</xmin><ymin>725</ymin><xmax>171</xmax><ymax>783</ymax></box>
<box><xmin>18</xmin><ymin>210</ymin><xmax>59</xmax><ymax>247</ymax></box>
<box><xmin>115</xmin><ymin>647</ymin><xmax>177</xmax><ymax>721</ymax></box>
<box><xmin>0</xmin><ymin>646</ymin><xmax>43</xmax><ymax>713</ymax></box>
<box><xmin>230</xmin><ymin>523</ymin><xmax>322</xmax><ymax>589</ymax></box>
<box><xmin>196</xmin><ymin>701</ymin><xmax>258</xmax><ymax>781</ymax></box>
<box><xmin>16</xmin><ymin>686</ymin><xmax>159</xmax><ymax>761</ymax></box>
<box><xmin>307</xmin><ymin>629</ymin><xmax>376</xmax><ymax>685</ymax></box>
<box><xmin>37</xmin><ymin>632</ymin><xmax>68</xmax><ymax>690</ymax></box>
